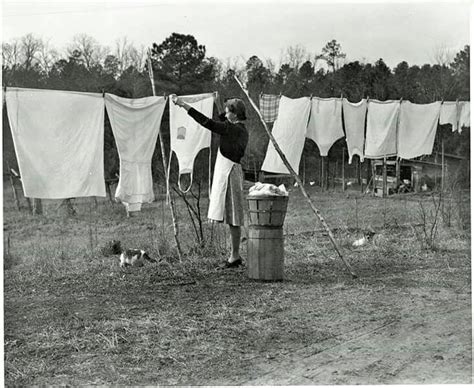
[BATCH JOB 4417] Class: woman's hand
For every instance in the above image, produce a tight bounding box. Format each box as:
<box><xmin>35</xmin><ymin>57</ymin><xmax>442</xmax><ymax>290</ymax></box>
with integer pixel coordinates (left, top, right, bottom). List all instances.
<box><xmin>170</xmin><ymin>94</ymin><xmax>180</xmax><ymax>106</ymax></box>
<box><xmin>170</xmin><ymin>94</ymin><xmax>190</xmax><ymax>111</ymax></box>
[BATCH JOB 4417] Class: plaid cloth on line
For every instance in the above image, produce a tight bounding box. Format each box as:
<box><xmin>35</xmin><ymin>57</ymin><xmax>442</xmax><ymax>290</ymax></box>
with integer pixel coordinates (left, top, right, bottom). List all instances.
<box><xmin>259</xmin><ymin>94</ymin><xmax>280</xmax><ymax>123</ymax></box>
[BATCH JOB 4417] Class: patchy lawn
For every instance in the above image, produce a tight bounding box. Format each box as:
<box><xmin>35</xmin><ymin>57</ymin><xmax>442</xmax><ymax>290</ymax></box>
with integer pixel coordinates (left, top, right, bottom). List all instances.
<box><xmin>3</xmin><ymin>184</ymin><xmax>471</xmax><ymax>385</ymax></box>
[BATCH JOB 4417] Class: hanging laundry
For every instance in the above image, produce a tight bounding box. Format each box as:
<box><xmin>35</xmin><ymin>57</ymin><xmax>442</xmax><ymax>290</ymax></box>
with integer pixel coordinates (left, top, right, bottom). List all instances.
<box><xmin>105</xmin><ymin>93</ymin><xmax>166</xmax><ymax>210</ymax></box>
<box><xmin>307</xmin><ymin>97</ymin><xmax>344</xmax><ymax>157</ymax></box>
<box><xmin>6</xmin><ymin>87</ymin><xmax>105</xmax><ymax>199</ymax></box>
<box><xmin>261</xmin><ymin>96</ymin><xmax>311</xmax><ymax>174</ymax></box>
<box><xmin>364</xmin><ymin>100</ymin><xmax>400</xmax><ymax>159</ymax></box>
<box><xmin>439</xmin><ymin>101</ymin><xmax>459</xmax><ymax>132</ymax></box>
<box><xmin>342</xmin><ymin>99</ymin><xmax>367</xmax><ymax>164</ymax></box>
<box><xmin>259</xmin><ymin>93</ymin><xmax>280</xmax><ymax>123</ymax></box>
<box><xmin>398</xmin><ymin>101</ymin><xmax>441</xmax><ymax>160</ymax></box>
<box><xmin>458</xmin><ymin>101</ymin><xmax>470</xmax><ymax>131</ymax></box>
<box><xmin>169</xmin><ymin>93</ymin><xmax>214</xmax><ymax>192</ymax></box>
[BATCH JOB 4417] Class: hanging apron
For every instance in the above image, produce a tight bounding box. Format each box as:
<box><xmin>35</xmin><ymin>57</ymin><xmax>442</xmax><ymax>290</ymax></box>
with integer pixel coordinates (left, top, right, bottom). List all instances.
<box><xmin>208</xmin><ymin>149</ymin><xmax>237</xmax><ymax>221</ymax></box>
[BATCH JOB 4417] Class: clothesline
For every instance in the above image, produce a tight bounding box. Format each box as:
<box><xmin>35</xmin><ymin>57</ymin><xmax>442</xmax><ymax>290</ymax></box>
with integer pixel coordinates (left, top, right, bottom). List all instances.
<box><xmin>259</xmin><ymin>94</ymin><xmax>470</xmax><ymax>175</ymax></box>
<box><xmin>3</xmin><ymin>86</ymin><xmax>470</xmax><ymax>206</ymax></box>
<box><xmin>4</xmin><ymin>86</ymin><xmax>219</xmax><ymax>209</ymax></box>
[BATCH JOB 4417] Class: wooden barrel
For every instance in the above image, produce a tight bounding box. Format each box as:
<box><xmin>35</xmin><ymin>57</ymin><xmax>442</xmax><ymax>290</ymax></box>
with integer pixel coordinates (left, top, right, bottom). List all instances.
<box><xmin>247</xmin><ymin>226</ymin><xmax>284</xmax><ymax>281</ymax></box>
<box><xmin>247</xmin><ymin>195</ymin><xmax>289</xmax><ymax>227</ymax></box>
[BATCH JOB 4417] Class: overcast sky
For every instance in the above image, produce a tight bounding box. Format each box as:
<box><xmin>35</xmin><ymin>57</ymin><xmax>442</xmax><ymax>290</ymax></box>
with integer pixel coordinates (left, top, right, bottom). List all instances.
<box><xmin>1</xmin><ymin>0</ymin><xmax>471</xmax><ymax>69</ymax></box>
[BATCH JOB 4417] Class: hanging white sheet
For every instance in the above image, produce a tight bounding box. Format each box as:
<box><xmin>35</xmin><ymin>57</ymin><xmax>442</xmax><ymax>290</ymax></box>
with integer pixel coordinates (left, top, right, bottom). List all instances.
<box><xmin>439</xmin><ymin>101</ymin><xmax>459</xmax><ymax>132</ymax></box>
<box><xmin>398</xmin><ymin>101</ymin><xmax>441</xmax><ymax>160</ymax></box>
<box><xmin>364</xmin><ymin>100</ymin><xmax>400</xmax><ymax>159</ymax></box>
<box><xmin>458</xmin><ymin>101</ymin><xmax>470</xmax><ymax>131</ymax></box>
<box><xmin>261</xmin><ymin>96</ymin><xmax>311</xmax><ymax>174</ymax></box>
<box><xmin>6</xmin><ymin>87</ymin><xmax>105</xmax><ymax>199</ymax></box>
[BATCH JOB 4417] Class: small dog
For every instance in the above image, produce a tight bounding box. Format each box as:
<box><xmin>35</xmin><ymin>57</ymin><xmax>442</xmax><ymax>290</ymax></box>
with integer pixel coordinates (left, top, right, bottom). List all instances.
<box><xmin>119</xmin><ymin>249</ymin><xmax>156</xmax><ymax>268</ymax></box>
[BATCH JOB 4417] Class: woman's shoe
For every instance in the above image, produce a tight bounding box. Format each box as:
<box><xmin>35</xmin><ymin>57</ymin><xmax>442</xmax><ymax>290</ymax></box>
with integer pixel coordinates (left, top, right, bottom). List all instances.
<box><xmin>225</xmin><ymin>257</ymin><xmax>243</xmax><ymax>268</ymax></box>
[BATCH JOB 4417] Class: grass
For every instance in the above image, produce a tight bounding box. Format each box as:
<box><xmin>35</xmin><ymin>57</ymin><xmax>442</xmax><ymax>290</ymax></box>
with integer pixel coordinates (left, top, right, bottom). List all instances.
<box><xmin>3</xmin><ymin>182</ymin><xmax>472</xmax><ymax>385</ymax></box>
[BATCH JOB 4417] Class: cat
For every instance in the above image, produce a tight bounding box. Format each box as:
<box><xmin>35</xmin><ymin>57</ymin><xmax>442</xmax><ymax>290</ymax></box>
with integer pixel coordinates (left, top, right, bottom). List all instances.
<box><xmin>119</xmin><ymin>249</ymin><xmax>156</xmax><ymax>268</ymax></box>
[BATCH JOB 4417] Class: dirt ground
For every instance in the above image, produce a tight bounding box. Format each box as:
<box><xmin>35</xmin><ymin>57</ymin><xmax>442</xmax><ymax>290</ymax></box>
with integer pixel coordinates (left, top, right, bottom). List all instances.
<box><xmin>236</xmin><ymin>283</ymin><xmax>471</xmax><ymax>385</ymax></box>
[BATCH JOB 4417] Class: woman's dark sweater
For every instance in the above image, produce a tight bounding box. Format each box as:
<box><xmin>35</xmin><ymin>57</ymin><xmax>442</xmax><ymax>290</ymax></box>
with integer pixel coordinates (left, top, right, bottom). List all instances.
<box><xmin>188</xmin><ymin>107</ymin><xmax>249</xmax><ymax>164</ymax></box>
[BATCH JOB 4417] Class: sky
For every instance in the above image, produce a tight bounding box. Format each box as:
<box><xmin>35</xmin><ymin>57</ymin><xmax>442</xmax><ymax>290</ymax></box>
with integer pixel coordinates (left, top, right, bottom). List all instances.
<box><xmin>1</xmin><ymin>0</ymin><xmax>471</xmax><ymax>69</ymax></box>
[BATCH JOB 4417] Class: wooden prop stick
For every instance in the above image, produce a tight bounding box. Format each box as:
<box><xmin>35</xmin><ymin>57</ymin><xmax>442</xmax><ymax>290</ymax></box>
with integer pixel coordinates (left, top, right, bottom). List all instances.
<box><xmin>233</xmin><ymin>76</ymin><xmax>357</xmax><ymax>278</ymax></box>
<box><xmin>7</xmin><ymin>164</ymin><xmax>20</xmax><ymax>211</ymax></box>
<box><xmin>147</xmin><ymin>50</ymin><xmax>183</xmax><ymax>260</ymax></box>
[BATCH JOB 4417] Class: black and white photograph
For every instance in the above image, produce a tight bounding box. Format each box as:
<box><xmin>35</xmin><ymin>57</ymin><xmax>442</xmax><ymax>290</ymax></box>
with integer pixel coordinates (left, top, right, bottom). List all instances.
<box><xmin>2</xmin><ymin>0</ymin><xmax>471</xmax><ymax>385</ymax></box>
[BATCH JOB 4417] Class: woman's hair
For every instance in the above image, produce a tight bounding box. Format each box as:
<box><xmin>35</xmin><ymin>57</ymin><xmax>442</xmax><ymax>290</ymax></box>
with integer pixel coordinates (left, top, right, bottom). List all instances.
<box><xmin>225</xmin><ymin>98</ymin><xmax>247</xmax><ymax>120</ymax></box>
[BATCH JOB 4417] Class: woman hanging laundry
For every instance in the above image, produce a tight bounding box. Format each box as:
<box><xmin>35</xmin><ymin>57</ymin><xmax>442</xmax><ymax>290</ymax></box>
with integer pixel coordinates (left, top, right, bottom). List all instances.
<box><xmin>171</xmin><ymin>94</ymin><xmax>249</xmax><ymax>268</ymax></box>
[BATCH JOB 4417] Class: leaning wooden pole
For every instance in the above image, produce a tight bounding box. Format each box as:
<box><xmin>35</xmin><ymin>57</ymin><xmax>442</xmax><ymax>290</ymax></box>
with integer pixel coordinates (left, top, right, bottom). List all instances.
<box><xmin>233</xmin><ymin>76</ymin><xmax>357</xmax><ymax>278</ymax></box>
<box><xmin>7</xmin><ymin>164</ymin><xmax>20</xmax><ymax>211</ymax></box>
<box><xmin>147</xmin><ymin>50</ymin><xmax>183</xmax><ymax>260</ymax></box>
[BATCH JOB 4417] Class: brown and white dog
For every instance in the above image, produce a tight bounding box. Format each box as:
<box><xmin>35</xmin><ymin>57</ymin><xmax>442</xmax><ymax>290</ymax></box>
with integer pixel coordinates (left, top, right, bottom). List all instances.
<box><xmin>119</xmin><ymin>249</ymin><xmax>156</xmax><ymax>268</ymax></box>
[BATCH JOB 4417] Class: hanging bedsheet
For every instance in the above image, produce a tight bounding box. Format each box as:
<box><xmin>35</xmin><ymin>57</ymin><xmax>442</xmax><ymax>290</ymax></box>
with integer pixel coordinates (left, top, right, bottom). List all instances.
<box><xmin>458</xmin><ymin>101</ymin><xmax>470</xmax><ymax>131</ymax></box>
<box><xmin>261</xmin><ymin>96</ymin><xmax>311</xmax><ymax>174</ymax></box>
<box><xmin>364</xmin><ymin>99</ymin><xmax>400</xmax><ymax>159</ymax></box>
<box><xmin>6</xmin><ymin>87</ymin><xmax>105</xmax><ymax>198</ymax></box>
<box><xmin>439</xmin><ymin>101</ymin><xmax>459</xmax><ymax>132</ymax></box>
<box><xmin>398</xmin><ymin>101</ymin><xmax>441</xmax><ymax>160</ymax></box>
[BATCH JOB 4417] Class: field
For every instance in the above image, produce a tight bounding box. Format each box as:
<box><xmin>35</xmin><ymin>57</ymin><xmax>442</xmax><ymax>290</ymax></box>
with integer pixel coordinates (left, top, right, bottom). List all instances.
<box><xmin>3</xmin><ymin>181</ymin><xmax>472</xmax><ymax>385</ymax></box>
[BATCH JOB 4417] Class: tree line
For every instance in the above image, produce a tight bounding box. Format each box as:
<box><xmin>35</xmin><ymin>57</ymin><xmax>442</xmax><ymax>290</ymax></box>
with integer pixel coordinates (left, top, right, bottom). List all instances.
<box><xmin>2</xmin><ymin>33</ymin><xmax>470</xmax><ymax>188</ymax></box>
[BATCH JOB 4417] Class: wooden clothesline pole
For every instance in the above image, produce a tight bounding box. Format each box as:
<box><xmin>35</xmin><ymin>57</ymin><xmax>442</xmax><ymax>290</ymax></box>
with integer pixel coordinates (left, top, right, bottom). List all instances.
<box><xmin>147</xmin><ymin>49</ymin><xmax>183</xmax><ymax>261</ymax></box>
<box><xmin>233</xmin><ymin>75</ymin><xmax>357</xmax><ymax>278</ymax></box>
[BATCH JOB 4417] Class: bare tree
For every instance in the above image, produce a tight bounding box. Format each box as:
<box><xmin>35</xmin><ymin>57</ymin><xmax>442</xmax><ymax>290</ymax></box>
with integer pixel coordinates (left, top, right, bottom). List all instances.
<box><xmin>431</xmin><ymin>43</ymin><xmax>455</xmax><ymax>66</ymax></box>
<box><xmin>265</xmin><ymin>58</ymin><xmax>276</xmax><ymax>74</ymax></box>
<box><xmin>2</xmin><ymin>39</ymin><xmax>22</xmax><ymax>68</ymax></box>
<box><xmin>68</xmin><ymin>34</ymin><xmax>108</xmax><ymax>69</ymax></box>
<box><xmin>115</xmin><ymin>36</ymin><xmax>132</xmax><ymax>73</ymax></box>
<box><xmin>129</xmin><ymin>44</ymin><xmax>147</xmax><ymax>71</ymax></box>
<box><xmin>222</xmin><ymin>55</ymin><xmax>247</xmax><ymax>82</ymax></box>
<box><xmin>37</xmin><ymin>38</ymin><xmax>59</xmax><ymax>74</ymax></box>
<box><xmin>113</xmin><ymin>37</ymin><xmax>146</xmax><ymax>73</ymax></box>
<box><xmin>283</xmin><ymin>45</ymin><xmax>311</xmax><ymax>70</ymax></box>
<box><xmin>20</xmin><ymin>33</ymin><xmax>42</xmax><ymax>70</ymax></box>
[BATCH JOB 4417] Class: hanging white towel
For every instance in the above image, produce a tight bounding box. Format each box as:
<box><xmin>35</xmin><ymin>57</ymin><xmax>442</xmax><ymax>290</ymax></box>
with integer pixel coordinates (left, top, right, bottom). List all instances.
<box><xmin>365</xmin><ymin>100</ymin><xmax>400</xmax><ymax>159</ymax></box>
<box><xmin>307</xmin><ymin>97</ymin><xmax>344</xmax><ymax>156</ymax></box>
<box><xmin>458</xmin><ymin>101</ymin><xmax>470</xmax><ymax>131</ymax></box>
<box><xmin>169</xmin><ymin>93</ymin><xmax>214</xmax><ymax>191</ymax></box>
<box><xmin>439</xmin><ymin>101</ymin><xmax>459</xmax><ymax>132</ymax></box>
<box><xmin>261</xmin><ymin>96</ymin><xmax>311</xmax><ymax>174</ymax></box>
<box><xmin>6</xmin><ymin>87</ymin><xmax>105</xmax><ymax>199</ymax></box>
<box><xmin>105</xmin><ymin>93</ymin><xmax>166</xmax><ymax>207</ymax></box>
<box><xmin>398</xmin><ymin>101</ymin><xmax>441</xmax><ymax>160</ymax></box>
<box><xmin>342</xmin><ymin>99</ymin><xmax>367</xmax><ymax>164</ymax></box>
